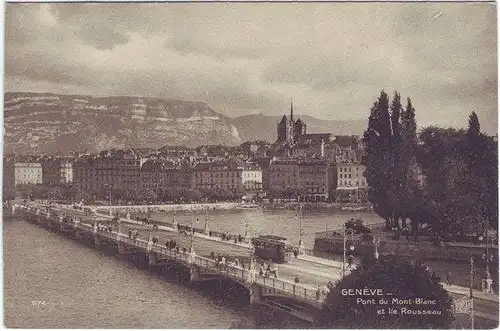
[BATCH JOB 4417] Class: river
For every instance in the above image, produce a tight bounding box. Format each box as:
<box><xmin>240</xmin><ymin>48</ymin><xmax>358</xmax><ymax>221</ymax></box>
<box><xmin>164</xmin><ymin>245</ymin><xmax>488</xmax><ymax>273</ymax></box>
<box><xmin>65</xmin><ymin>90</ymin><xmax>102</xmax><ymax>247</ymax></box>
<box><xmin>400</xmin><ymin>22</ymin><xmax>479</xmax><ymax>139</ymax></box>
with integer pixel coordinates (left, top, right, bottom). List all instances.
<box><xmin>141</xmin><ymin>207</ymin><xmax>384</xmax><ymax>249</ymax></box>
<box><xmin>4</xmin><ymin>218</ymin><xmax>260</xmax><ymax>328</ymax></box>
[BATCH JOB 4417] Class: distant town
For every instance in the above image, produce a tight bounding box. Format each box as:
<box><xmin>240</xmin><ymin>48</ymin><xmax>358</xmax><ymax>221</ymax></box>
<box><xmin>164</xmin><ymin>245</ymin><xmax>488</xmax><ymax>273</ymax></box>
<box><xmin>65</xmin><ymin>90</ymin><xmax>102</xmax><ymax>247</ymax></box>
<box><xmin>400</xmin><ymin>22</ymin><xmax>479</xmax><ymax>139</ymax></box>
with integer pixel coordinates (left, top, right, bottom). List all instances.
<box><xmin>4</xmin><ymin>102</ymin><xmax>424</xmax><ymax>206</ymax></box>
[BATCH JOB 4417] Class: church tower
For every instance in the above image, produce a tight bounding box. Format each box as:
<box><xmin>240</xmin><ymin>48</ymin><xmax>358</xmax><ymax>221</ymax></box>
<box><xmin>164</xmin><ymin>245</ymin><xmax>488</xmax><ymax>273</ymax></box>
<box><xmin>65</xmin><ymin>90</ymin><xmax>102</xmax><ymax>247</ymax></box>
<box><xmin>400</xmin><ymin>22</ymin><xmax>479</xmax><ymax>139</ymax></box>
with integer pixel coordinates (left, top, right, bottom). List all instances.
<box><xmin>287</xmin><ymin>101</ymin><xmax>295</xmax><ymax>144</ymax></box>
<box><xmin>276</xmin><ymin>99</ymin><xmax>306</xmax><ymax>144</ymax></box>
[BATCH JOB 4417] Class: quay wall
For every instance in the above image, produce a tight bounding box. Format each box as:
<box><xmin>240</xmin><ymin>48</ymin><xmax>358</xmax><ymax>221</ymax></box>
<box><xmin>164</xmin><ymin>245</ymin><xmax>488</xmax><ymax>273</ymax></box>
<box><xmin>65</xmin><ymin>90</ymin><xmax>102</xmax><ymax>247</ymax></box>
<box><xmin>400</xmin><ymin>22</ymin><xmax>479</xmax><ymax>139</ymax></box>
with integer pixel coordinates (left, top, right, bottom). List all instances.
<box><xmin>92</xmin><ymin>202</ymin><xmax>240</xmax><ymax>213</ymax></box>
<box><xmin>314</xmin><ymin>236</ymin><xmax>499</xmax><ymax>262</ymax></box>
<box><xmin>90</xmin><ymin>202</ymin><xmax>373</xmax><ymax>213</ymax></box>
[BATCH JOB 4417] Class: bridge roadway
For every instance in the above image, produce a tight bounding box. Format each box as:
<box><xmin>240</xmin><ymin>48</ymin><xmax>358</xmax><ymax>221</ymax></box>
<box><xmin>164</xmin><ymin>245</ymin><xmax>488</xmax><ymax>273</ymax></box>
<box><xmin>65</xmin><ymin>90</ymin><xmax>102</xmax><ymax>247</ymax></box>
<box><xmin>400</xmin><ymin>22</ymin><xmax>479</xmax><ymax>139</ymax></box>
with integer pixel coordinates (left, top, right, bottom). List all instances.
<box><xmin>17</xmin><ymin>204</ymin><xmax>332</xmax><ymax>315</ymax></box>
<box><xmin>41</xmin><ymin>203</ymin><xmax>345</xmax><ymax>290</ymax></box>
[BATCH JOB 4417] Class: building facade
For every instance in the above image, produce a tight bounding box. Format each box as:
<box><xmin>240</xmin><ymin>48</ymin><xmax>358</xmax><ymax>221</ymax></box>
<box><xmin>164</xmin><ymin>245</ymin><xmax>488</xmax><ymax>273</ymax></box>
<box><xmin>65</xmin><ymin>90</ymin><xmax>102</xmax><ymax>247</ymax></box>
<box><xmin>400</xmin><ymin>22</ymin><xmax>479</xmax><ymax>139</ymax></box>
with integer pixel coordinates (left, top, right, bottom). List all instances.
<box><xmin>335</xmin><ymin>161</ymin><xmax>368</xmax><ymax>203</ymax></box>
<box><xmin>241</xmin><ymin>164</ymin><xmax>263</xmax><ymax>192</ymax></box>
<box><xmin>268</xmin><ymin>159</ymin><xmax>299</xmax><ymax>197</ymax></box>
<box><xmin>191</xmin><ymin>161</ymin><xmax>243</xmax><ymax>195</ymax></box>
<box><xmin>61</xmin><ymin>161</ymin><xmax>73</xmax><ymax>183</ymax></box>
<box><xmin>40</xmin><ymin>158</ymin><xmax>74</xmax><ymax>185</ymax></box>
<box><xmin>14</xmin><ymin>163</ymin><xmax>43</xmax><ymax>186</ymax></box>
<box><xmin>297</xmin><ymin>160</ymin><xmax>336</xmax><ymax>201</ymax></box>
<box><xmin>73</xmin><ymin>150</ymin><xmax>144</xmax><ymax>195</ymax></box>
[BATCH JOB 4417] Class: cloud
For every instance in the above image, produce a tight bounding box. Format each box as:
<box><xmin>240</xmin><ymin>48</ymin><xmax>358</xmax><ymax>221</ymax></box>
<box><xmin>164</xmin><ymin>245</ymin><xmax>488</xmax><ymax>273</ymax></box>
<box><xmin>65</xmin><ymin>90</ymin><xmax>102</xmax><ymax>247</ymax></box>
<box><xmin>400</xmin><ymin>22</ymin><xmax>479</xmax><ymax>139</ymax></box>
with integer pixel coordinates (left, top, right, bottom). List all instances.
<box><xmin>4</xmin><ymin>3</ymin><xmax>497</xmax><ymax>134</ymax></box>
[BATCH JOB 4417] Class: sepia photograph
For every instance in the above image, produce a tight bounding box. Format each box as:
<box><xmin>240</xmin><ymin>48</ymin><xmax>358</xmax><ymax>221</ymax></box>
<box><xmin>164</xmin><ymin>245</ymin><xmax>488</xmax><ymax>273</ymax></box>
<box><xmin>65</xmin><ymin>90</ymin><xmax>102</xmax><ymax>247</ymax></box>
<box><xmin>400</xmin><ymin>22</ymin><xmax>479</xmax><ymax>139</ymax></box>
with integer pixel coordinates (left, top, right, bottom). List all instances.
<box><xmin>2</xmin><ymin>1</ymin><xmax>498</xmax><ymax>329</ymax></box>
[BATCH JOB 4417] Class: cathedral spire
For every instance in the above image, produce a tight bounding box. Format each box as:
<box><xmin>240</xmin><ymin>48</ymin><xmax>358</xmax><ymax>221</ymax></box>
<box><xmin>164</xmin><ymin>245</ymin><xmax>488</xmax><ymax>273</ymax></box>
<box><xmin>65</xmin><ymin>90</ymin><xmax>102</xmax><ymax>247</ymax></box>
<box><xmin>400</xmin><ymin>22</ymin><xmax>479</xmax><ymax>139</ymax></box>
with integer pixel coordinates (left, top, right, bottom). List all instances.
<box><xmin>290</xmin><ymin>98</ymin><xmax>294</xmax><ymax>122</ymax></box>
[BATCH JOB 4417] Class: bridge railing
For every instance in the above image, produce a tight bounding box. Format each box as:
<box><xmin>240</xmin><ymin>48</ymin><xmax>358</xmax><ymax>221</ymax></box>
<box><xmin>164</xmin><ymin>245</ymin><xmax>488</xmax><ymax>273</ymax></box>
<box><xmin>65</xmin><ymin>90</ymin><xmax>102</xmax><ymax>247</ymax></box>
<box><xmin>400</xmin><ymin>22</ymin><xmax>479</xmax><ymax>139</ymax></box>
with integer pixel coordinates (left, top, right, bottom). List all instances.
<box><xmin>150</xmin><ymin>244</ymin><xmax>190</xmax><ymax>261</ymax></box>
<box><xmin>19</xmin><ymin>205</ymin><xmax>327</xmax><ymax>305</ymax></box>
<box><xmin>257</xmin><ymin>275</ymin><xmax>326</xmax><ymax>305</ymax></box>
<box><xmin>192</xmin><ymin>255</ymin><xmax>249</xmax><ymax>281</ymax></box>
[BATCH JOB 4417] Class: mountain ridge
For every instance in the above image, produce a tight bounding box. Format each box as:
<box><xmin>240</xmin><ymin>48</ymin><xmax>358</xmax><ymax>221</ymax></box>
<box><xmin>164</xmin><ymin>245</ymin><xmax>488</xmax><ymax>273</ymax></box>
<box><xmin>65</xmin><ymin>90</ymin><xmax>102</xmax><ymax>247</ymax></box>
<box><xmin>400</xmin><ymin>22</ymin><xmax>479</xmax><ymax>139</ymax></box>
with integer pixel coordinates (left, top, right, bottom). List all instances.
<box><xmin>4</xmin><ymin>92</ymin><xmax>367</xmax><ymax>154</ymax></box>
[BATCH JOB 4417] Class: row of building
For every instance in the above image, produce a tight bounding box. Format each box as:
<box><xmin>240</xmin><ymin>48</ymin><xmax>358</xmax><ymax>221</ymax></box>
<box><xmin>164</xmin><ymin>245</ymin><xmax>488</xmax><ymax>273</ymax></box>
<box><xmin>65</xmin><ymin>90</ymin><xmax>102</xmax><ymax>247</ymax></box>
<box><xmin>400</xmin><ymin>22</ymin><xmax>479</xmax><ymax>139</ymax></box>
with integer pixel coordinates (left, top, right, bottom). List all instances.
<box><xmin>3</xmin><ymin>102</ymin><xmax>424</xmax><ymax>202</ymax></box>
<box><xmin>3</xmin><ymin>150</ymin><xmax>370</xmax><ymax>202</ymax></box>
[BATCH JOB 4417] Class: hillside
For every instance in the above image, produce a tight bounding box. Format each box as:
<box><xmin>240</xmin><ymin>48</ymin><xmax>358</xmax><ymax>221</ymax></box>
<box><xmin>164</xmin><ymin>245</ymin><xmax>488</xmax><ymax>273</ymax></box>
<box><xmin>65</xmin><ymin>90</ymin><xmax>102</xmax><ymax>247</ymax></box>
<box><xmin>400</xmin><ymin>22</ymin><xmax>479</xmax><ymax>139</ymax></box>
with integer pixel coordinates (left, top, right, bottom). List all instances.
<box><xmin>3</xmin><ymin>92</ymin><xmax>367</xmax><ymax>154</ymax></box>
<box><xmin>4</xmin><ymin>92</ymin><xmax>242</xmax><ymax>154</ymax></box>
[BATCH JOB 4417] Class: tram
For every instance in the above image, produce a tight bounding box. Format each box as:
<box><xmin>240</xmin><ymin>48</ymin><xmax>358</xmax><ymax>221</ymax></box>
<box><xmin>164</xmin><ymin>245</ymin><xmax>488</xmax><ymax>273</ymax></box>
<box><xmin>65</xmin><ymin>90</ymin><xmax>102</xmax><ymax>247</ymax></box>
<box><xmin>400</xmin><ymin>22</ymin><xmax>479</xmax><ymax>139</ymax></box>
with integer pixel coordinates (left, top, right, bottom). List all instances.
<box><xmin>251</xmin><ymin>235</ymin><xmax>293</xmax><ymax>263</ymax></box>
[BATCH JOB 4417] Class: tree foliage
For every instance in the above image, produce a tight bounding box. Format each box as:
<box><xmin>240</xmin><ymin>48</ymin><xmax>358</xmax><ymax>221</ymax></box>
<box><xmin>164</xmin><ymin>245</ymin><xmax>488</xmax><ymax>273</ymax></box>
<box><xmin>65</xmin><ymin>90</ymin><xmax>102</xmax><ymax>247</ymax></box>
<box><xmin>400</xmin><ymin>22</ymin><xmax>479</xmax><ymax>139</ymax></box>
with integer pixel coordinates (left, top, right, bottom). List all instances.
<box><xmin>362</xmin><ymin>91</ymin><xmax>419</xmax><ymax>236</ymax></box>
<box><xmin>317</xmin><ymin>255</ymin><xmax>454</xmax><ymax>329</ymax></box>
<box><xmin>417</xmin><ymin>113</ymin><xmax>498</xmax><ymax>237</ymax></box>
<box><xmin>464</xmin><ymin>111</ymin><xmax>498</xmax><ymax>232</ymax></box>
<box><xmin>363</xmin><ymin>92</ymin><xmax>496</xmax><ymax>239</ymax></box>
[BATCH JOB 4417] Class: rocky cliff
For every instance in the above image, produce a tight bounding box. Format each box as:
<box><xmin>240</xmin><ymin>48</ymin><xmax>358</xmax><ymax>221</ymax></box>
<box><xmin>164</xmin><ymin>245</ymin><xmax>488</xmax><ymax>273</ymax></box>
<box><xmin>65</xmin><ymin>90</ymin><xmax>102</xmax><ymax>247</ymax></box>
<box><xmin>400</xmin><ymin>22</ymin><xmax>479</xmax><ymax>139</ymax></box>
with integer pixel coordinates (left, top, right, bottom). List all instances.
<box><xmin>4</xmin><ymin>92</ymin><xmax>242</xmax><ymax>154</ymax></box>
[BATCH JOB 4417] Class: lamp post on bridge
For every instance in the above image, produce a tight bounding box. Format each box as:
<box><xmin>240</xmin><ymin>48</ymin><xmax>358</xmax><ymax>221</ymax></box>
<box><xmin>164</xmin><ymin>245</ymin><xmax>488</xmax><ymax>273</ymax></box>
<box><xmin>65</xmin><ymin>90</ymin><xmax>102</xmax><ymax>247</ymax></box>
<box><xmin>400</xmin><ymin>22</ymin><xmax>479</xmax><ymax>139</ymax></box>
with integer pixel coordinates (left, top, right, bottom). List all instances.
<box><xmin>244</xmin><ymin>218</ymin><xmax>250</xmax><ymax>243</ymax></box>
<box><xmin>189</xmin><ymin>219</ymin><xmax>196</xmax><ymax>254</ymax></box>
<box><xmin>204</xmin><ymin>215</ymin><xmax>210</xmax><ymax>235</ymax></box>
<box><xmin>296</xmin><ymin>203</ymin><xmax>304</xmax><ymax>254</ymax></box>
<box><xmin>105</xmin><ymin>184</ymin><xmax>112</xmax><ymax>216</ymax></box>
<box><xmin>248</xmin><ymin>240</ymin><xmax>256</xmax><ymax>283</ymax></box>
<box><xmin>479</xmin><ymin>220</ymin><xmax>493</xmax><ymax>294</ymax></box>
<box><xmin>373</xmin><ymin>237</ymin><xmax>380</xmax><ymax>260</ymax></box>
<box><xmin>342</xmin><ymin>222</ymin><xmax>355</xmax><ymax>278</ymax></box>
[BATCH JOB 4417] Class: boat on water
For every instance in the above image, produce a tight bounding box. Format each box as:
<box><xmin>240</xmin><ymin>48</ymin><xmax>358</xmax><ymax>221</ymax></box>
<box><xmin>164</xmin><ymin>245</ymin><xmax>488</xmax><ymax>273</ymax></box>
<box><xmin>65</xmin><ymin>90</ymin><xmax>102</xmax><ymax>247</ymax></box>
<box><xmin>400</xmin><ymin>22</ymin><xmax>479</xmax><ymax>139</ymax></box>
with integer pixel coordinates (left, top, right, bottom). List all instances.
<box><xmin>341</xmin><ymin>206</ymin><xmax>366</xmax><ymax>211</ymax></box>
<box><xmin>237</xmin><ymin>203</ymin><xmax>260</xmax><ymax>209</ymax></box>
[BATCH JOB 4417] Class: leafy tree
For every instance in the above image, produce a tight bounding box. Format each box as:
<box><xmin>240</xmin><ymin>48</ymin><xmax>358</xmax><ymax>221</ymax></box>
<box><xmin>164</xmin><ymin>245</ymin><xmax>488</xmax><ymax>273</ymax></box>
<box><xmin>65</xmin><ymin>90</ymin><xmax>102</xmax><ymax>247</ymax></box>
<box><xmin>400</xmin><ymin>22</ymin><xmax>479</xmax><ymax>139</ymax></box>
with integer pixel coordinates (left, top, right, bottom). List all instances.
<box><xmin>417</xmin><ymin>119</ymin><xmax>498</xmax><ymax>238</ymax></box>
<box><xmin>363</xmin><ymin>91</ymin><xmax>420</xmax><ymax>236</ymax></box>
<box><xmin>389</xmin><ymin>92</ymin><xmax>404</xmax><ymax>235</ymax></box>
<box><xmin>417</xmin><ymin>127</ymin><xmax>468</xmax><ymax>237</ymax></box>
<box><xmin>399</xmin><ymin>98</ymin><xmax>420</xmax><ymax>230</ymax></box>
<box><xmin>362</xmin><ymin>91</ymin><xmax>393</xmax><ymax>230</ymax></box>
<box><xmin>464</xmin><ymin>112</ymin><xmax>498</xmax><ymax>232</ymax></box>
<box><xmin>317</xmin><ymin>255</ymin><xmax>454</xmax><ymax>329</ymax></box>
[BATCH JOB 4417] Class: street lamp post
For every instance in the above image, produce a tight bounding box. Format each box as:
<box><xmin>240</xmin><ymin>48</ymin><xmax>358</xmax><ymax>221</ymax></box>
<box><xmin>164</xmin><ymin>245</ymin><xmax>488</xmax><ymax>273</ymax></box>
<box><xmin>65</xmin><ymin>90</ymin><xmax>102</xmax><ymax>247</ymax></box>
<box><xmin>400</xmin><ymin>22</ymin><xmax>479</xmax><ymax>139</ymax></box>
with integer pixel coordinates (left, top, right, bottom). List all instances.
<box><xmin>204</xmin><ymin>215</ymin><xmax>210</xmax><ymax>235</ymax></box>
<box><xmin>470</xmin><ymin>255</ymin><xmax>475</xmax><ymax>329</ymax></box>
<box><xmin>248</xmin><ymin>242</ymin><xmax>256</xmax><ymax>282</ymax></box>
<box><xmin>480</xmin><ymin>220</ymin><xmax>493</xmax><ymax>294</ymax></box>
<box><xmin>296</xmin><ymin>204</ymin><xmax>304</xmax><ymax>253</ymax></box>
<box><xmin>373</xmin><ymin>237</ymin><xmax>380</xmax><ymax>259</ymax></box>
<box><xmin>342</xmin><ymin>223</ymin><xmax>355</xmax><ymax>278</ymax></box>
<box><xmin>244</xmin><ymin>218</ymin><xmax>250</xmax><ymax>243</ymax></box>
<box><xmin>107</xmin><ymin>185</ymin><xmax>112</xmax><ymax>216</ymax></box>
<box><xmin>189</xmin><ymin>219</ymin><xmax>196</xmax><ymax>254</ymax></box>
<box><xmin>325</xmin><ymin>218</ymin><xmax>328</xmax><ymax>238</ymax></box>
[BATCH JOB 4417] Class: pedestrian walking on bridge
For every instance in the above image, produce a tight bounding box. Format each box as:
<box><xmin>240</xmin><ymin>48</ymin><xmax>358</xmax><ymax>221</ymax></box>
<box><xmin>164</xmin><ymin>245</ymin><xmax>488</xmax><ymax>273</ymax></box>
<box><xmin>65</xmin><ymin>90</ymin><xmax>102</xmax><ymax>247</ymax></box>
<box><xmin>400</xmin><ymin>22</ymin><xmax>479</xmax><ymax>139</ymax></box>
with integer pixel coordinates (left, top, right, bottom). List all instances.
<box><xmin>347</xmin><ymin>255</ymin><xmax>353</xmax><ymax>269</ymax></box>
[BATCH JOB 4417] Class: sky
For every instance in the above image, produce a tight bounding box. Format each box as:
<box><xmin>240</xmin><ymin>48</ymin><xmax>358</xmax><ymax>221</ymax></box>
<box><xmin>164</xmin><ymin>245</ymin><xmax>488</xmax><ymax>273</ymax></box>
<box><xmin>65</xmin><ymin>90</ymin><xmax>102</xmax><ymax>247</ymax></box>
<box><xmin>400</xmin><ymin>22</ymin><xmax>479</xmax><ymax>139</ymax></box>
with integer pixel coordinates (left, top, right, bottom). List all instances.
<box><xmin>4</xmin><ymin>2</ymin><xmax>498</xmax><ymax>134</ymax></box>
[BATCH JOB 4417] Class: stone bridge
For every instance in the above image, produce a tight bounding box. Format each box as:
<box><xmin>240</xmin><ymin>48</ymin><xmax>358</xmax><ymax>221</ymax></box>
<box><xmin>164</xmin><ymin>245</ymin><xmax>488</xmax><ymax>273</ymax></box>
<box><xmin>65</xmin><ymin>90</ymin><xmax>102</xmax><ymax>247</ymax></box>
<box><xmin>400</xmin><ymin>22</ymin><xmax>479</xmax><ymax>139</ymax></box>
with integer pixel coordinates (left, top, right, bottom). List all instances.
<box><xmin>15</xmin><ymin>204</ymin><xmax>326</xmax><ymax>323</ymax></box>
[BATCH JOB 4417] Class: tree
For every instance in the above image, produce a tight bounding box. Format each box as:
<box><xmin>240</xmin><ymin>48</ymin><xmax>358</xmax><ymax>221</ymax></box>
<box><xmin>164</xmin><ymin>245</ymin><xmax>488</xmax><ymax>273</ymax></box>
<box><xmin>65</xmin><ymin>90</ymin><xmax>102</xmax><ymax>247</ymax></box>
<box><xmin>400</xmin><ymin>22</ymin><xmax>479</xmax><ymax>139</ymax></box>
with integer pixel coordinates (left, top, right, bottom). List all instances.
<box><xmin>399</xmin><ymin>98</ymin><xmax>420</xmax><ymax>231</ymax></box>
<box><xmin>362</xmin><ymin>91</ymin><xmax>394</xmax><ymax>230</ymax></box>
<box><xmin>317</xmin><ymin>255</ymin><xmax>454</xmax><ymax>329</ymax></box>
<box><xmin>417</xmin><ymin>127</ymin><xmax>468</xmax><ymax>237</ymax></box>
<box><xmin>389</xmin><ymin>92</ymin><xmax>404</xmax><ymax>236</ymax></box>
<box><xmin>417</xmin><ymin>121</ymin><xmax>498</xmax><ymax>238</ymax></box>
<box><xmin>363</xmin><ymin>91</ymin><xmax>420</xmax><ymax>236</ymax></box>
<box><xmin>464</xmin><ymin>111</ymin><xmax>498</xmax><ymax>232</ymax></box>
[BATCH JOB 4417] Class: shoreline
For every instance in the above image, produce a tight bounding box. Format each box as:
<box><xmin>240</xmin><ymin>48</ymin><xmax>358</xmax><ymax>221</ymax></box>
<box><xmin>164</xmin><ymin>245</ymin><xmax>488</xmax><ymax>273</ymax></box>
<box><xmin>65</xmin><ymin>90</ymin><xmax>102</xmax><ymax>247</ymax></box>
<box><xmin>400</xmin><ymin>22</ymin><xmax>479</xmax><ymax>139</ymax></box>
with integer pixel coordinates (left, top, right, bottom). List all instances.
<box><xmin>89</xmin><ymin>201</ymin><xmax>373</xmax><ymax>213</ymax></box>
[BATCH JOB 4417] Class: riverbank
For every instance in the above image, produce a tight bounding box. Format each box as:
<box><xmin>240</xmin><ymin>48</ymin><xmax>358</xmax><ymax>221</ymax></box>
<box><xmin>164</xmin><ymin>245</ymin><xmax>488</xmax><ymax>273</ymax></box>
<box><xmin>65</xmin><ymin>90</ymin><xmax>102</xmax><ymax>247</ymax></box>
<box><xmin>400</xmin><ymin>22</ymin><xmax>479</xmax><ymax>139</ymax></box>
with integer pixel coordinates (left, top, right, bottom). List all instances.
<box><xmin>92</xmin><ymin>202</ymin><xmax>241</xmax><ymax>213</ymax></box>
<box><xmin>88</xmin><ymin>201</ymin><xmax>373</xmax><ymax>213</ymax></box>
<box><xmin>261</xmin><ymin>202</ymin><xmax>372</xmax><ymax>212</ymax></box>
